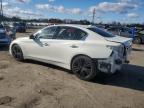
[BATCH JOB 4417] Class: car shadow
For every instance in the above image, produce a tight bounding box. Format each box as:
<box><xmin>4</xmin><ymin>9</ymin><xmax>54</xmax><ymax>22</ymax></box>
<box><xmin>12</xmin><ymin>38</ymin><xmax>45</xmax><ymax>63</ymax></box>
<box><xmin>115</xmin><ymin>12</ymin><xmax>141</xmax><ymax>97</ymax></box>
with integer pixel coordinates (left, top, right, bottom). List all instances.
<box><xmin>93</xmin><ymin>64</ymin><xmax>144</xmax><ymax>91</ymax></box>
<box><xmin>132</xmin><ymin>48</ymin><xmax>144</xmax><ymax>52</ymax></box>
<box><xmin>24</xmin><ymin>60</ymin><xmax>144</xmax><ymax>91</ymax></box>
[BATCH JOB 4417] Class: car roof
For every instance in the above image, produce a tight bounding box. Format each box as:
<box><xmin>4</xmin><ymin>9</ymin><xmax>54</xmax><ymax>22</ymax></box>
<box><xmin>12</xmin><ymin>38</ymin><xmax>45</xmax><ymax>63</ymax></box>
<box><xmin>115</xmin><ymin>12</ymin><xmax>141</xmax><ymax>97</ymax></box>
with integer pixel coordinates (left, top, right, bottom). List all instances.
<box><xmin>53</xmin><ymin>24</ymin><xmax>95</xmax><ymax>29</ymax></box>
<box><xmin>39</xmin><ymin>24</ymin><xmax>106</xmax><ymax>41</ymax></box>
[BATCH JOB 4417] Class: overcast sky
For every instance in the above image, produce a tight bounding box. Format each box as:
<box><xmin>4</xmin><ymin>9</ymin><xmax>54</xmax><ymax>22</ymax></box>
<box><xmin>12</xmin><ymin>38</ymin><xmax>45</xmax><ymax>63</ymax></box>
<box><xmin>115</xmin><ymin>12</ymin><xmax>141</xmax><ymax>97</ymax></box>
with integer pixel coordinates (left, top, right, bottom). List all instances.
<box><xmin>2</xmin><ymin>0</ymin><xmax>144</xmax><ymax>23</ymax></box>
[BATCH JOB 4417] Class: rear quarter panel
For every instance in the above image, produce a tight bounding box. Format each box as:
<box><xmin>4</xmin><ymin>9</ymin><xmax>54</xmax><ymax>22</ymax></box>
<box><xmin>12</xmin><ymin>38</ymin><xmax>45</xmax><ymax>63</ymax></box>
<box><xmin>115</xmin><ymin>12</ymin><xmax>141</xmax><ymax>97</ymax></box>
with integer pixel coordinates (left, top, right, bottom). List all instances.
<box><xmin>73</xmin><ymin>41</ymin><xmax>112</xmax><ymax>58</ymax></box>
<box><xmin>66</xmin><ymin>41</ymin><xmax>113</xmax><ymax>69</ymax></box>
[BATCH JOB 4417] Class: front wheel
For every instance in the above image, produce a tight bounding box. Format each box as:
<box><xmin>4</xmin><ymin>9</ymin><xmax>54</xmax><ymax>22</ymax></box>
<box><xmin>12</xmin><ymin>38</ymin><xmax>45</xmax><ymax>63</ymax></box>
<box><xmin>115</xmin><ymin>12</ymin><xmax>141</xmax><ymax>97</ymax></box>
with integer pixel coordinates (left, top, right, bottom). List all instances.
<box><xmin>11</xmin><ymin>44</ymin><xmax>24</xmax><ymax>61</ymax></box>
<box><xmin>71</xmin><ymin>56</ymin><xmax>98</xmax><ymax>81</ymax></box>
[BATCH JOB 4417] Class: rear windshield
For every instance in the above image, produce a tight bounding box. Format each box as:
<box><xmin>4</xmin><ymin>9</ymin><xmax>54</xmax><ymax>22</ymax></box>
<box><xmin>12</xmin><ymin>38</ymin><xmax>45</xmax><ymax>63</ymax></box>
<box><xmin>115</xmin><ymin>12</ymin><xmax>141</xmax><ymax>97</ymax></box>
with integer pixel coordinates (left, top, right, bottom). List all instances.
<box><xmin>88</xmin><ymin>27</ymin><xmax>115</xmax><ymax>37</ymax></box>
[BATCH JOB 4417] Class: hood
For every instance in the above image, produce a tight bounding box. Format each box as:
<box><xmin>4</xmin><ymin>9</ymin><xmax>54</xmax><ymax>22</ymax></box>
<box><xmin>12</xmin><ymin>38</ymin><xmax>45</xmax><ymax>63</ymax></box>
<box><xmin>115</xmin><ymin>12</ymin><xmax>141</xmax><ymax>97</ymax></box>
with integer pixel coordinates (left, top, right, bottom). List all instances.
<box><xmin>105</xmin><ymin>35</ymin><xmax>133</xmax><ymax>47</ymax></box>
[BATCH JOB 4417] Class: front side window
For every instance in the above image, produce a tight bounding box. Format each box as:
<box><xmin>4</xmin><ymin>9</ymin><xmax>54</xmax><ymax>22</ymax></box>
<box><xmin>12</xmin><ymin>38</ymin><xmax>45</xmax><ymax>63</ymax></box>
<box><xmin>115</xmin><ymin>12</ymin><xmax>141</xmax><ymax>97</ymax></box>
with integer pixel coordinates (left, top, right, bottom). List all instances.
<box><xmin>36</xmin><ymin>26</ymin><xmax>57</xmax><ymax>39</ymax></box>
<box><xmin>56</xmin><ymin>26</ymin><xmax>87</xmax><ymax>40</ymax></box>
<box><xmin>88</xmin><ymin>27</ymin><xmax>115</xmax><ymax>38</ymax></box>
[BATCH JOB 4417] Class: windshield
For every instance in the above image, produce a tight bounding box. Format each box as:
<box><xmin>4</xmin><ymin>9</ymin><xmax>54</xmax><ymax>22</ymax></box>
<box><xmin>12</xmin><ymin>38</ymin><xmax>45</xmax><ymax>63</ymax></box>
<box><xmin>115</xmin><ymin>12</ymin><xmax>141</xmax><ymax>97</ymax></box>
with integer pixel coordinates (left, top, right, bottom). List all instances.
<box><xmin>88</xmin><ymin>27</ymin><xmax>115</xmax><ymax>38</ymax></box>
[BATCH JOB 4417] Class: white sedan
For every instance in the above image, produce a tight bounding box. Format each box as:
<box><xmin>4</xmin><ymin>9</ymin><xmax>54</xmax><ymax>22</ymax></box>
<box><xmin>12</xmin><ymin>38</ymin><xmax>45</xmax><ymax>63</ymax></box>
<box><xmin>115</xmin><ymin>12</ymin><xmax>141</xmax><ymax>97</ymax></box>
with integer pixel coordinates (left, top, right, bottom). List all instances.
<box><xmin>9</xmin><ymin>24</ymin><xmax>132</xmax><ymax>81</ymax></box>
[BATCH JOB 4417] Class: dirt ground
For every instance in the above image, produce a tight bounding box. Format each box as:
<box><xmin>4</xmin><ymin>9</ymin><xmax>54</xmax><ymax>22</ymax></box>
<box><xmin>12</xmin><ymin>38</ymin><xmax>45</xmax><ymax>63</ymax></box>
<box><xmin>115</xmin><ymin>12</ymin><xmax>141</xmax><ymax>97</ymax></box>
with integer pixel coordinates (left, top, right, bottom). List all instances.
<box><xmin>0</xmin><ymin>29</ymin><xmax>144</xmax><ymax>108</ymax></box>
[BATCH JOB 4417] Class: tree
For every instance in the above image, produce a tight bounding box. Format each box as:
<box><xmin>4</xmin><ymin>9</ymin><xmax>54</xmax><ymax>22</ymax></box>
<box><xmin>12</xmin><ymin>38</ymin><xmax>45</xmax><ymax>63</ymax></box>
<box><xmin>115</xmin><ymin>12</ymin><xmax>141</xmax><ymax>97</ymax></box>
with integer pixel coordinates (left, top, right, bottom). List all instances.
<box><xmin>79</xmin><ymin>20</ymin><xmax>90</xmax><ymax>25</ymax></box>
<box><xmin>48</xmin><ymin>18</ymin><xmax>63</xmax><ymax>24</ymax></box>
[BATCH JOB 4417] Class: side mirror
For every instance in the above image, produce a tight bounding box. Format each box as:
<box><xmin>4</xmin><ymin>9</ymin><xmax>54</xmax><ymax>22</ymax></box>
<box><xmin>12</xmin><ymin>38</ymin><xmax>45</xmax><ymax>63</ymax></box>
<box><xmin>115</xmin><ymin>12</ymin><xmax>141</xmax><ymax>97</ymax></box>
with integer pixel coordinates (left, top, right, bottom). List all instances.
<box><xmin>29</xmin><ymin>34</ymin><xmax>35</xmax><ymax>39</ymax></box>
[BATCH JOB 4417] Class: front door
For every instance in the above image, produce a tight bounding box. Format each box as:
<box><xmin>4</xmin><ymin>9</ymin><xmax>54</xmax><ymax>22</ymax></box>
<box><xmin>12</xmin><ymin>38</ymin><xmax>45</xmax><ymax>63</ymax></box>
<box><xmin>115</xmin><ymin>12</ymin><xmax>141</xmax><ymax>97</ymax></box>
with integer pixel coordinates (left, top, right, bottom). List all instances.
<box><xmin>24</xmin><ymin>26</ymin><xmax>58</xmax><ymax>61</ymax></box>
<box><xmin>25</xmin><ymin>26</ymin><xmax>87</xmax><ymax>65</ymax></box>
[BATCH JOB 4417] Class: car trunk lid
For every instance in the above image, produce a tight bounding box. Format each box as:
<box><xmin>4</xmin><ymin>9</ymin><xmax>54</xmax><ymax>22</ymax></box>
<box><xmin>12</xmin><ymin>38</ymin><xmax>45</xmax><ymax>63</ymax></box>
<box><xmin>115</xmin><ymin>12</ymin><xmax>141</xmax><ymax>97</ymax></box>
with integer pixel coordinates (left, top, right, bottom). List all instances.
<box><xmin>105</xmin><ymin>36</ymin><xmax>132</xmax><ymax>46</ymax></box>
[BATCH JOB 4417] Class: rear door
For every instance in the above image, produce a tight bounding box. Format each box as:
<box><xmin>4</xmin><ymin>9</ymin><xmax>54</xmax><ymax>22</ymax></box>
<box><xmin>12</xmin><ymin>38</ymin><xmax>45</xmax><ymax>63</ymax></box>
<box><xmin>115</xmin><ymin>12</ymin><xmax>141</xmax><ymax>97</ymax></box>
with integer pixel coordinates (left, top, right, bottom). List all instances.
<box><xmin>46</xmin><ymin>26</ymin><xmax>88</xmax><ymax>64</ymax></box>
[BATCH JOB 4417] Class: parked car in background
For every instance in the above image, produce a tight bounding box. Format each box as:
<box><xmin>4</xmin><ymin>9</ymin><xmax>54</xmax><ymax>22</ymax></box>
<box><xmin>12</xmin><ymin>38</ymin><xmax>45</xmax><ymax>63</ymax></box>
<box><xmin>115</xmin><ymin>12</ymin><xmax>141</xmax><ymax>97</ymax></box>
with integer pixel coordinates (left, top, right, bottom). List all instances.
<box><xmin>134</xmin><ymin>28</ymin><xmax>144</xmax><ymax>44</ymax></box>
<box><xmin>107</xmin><ymin>26</ymin><xmax>144</xmax><ymax>44</ymax></box>
<box><xmin>107</xmin><ymin>27</ymin><xmax>131</xmax><ymax>37</ymax></box>
<box><xmin>139</xmin><ymin>29</ymin><xmax>144</xmax><ymax>35</ymax></box>
<box><xmin>5</xmin><ymin>24</ymin><xmax>16</xmax><ymax>40</ymax></box>
<box><xmin>0</xmin><ymin>24</ymin><xmax>11</xmax><ymax>47</ymax></box>
<box><xmin>10</xmin><ymin>24</ymin><xmax>132</xmax><ymax>81</ymax></box>
<box><xmin>13</xmin><ymin>22</ymin><xmax>26</xmax><ymax>33</ymax></box>
<box><xmin>94</xmin><ymin>24</ymin><xmax>106</xmax><ymax>30</ymax></box>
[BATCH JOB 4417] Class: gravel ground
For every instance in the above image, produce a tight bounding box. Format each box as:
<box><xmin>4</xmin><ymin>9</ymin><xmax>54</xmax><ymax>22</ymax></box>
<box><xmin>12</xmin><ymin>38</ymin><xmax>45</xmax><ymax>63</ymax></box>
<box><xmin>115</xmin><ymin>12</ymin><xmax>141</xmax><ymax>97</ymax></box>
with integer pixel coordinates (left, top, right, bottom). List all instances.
<box><xmin>0</xmin><ymin>29</ymin><xmax>144</xmax><ymax>108</ymax></box>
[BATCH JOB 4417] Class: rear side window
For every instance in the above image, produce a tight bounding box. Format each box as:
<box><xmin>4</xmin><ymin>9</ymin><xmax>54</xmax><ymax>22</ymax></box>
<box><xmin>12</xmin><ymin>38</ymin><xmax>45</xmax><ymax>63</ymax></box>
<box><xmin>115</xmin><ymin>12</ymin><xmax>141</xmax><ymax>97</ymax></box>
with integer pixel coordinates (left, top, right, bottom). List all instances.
<box><xmin>56</xmin><ymin>26</ymin><xmax>87</xmax><ymax>40</ymax></box>
<box><xmin>88</xmin><ymin>27</ymin><xmax>115</xmax><ymax>37</ymax></box>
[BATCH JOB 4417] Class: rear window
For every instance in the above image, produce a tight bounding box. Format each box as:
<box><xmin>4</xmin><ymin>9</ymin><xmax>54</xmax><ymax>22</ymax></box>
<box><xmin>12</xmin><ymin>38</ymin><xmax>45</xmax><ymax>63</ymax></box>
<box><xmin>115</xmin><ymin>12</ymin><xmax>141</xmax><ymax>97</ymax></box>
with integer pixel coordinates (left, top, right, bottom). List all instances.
<box><xmin>56</xmin><ymin>26</ymin><xmax>87</xmax><ymax>40</ymax></box>
<box><xmin>88</xmin><ymin>27</ymin><xmax>115</xmax><ymax>37</ymax></box>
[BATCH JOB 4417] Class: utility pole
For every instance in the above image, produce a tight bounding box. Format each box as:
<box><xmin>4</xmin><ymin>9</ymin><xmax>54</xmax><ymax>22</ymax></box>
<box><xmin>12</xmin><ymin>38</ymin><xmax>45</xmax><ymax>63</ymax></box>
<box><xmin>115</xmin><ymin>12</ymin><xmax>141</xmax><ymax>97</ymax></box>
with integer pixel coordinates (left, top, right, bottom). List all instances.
<box><xmin>92</xmin><ymin>8</ymin><xmax>95</xmax><ymax>24</ymax></box>
<box><xmin>0</xmin><ymin>0</ymin><xmax>3</xmax><ymax>23</ymax></box>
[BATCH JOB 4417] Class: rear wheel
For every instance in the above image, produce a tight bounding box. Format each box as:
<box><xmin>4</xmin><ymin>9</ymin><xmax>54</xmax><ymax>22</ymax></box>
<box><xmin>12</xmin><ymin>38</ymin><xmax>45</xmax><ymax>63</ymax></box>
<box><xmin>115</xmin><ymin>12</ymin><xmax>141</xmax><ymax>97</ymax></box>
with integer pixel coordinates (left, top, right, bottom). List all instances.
<box><xmin>71</xmin><ymin>56</ymin><xmax>98</xmax><ymax>81</ymax></box>
<box><xmin>133</xmin><ymin>37</ymin><xmax>141</xmax><ymax>44</ymax></box>
<box><xmin>11</xmin><ymin>44</ymin><xmax>24</xmax><ymax>61</ymax></box>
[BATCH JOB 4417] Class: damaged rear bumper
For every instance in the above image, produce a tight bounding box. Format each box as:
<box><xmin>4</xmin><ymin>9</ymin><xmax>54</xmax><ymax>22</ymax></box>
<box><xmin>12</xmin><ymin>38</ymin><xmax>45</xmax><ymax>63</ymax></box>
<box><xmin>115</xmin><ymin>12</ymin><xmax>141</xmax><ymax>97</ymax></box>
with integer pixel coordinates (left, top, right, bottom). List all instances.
<box><xmin>95</xmin><ymin>52</ymin><xmax>129</xmax><ymax>74</ymax></box>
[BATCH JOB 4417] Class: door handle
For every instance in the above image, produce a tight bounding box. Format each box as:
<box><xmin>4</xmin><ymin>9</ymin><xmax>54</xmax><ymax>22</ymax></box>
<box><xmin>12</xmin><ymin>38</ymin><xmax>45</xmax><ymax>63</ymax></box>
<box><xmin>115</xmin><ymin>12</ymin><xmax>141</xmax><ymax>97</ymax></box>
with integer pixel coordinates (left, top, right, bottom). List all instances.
<box><xmin>70</xmin><ymin>45</ymin><xmax>78</xmax><ymax>48</ymax></box>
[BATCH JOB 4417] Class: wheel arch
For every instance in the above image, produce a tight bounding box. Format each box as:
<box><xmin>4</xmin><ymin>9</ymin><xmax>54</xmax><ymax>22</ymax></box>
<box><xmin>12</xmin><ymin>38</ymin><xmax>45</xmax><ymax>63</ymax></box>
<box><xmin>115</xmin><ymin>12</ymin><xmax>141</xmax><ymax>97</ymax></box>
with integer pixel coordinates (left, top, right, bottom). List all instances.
<box><xmin>10</xmin><ymin>43</ymin><xmax>17</xmax><ymax>55</ymax></box>
<box><xmin>10</xmin><ymin>43</ymin><xmax>25</xmax><ymax>58</ymax></box>
<box><xmin>70</xmin><ymin>54</ymin><xmax>92</xmax><ymax>70</ymax></box>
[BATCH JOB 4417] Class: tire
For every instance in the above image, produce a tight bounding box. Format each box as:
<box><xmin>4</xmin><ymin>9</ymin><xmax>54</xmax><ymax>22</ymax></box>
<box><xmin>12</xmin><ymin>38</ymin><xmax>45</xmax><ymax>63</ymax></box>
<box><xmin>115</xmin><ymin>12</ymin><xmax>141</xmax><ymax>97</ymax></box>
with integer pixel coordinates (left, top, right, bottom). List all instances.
<box><xmin>71</xmin><ymin>56</ymin><xmax>98</xmax><ymax>81</ymax></box>
<box><xmin>133</xmin><ymin>37</ymin><xmax>141</xmax><ymax>44</ymax></box>
<box><xmin>11</xmin><ymin>44</ymin><xmax>24</xmax><ymax>61</ymax></box>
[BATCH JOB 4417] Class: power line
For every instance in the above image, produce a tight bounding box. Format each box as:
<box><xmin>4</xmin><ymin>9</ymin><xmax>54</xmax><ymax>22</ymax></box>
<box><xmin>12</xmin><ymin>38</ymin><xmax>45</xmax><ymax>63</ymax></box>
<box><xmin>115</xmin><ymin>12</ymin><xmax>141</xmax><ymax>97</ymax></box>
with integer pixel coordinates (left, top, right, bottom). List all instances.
<box><xmin>92</xmin><ymin>8</ymin><xmax>95</xmax><ymax>24</ymax></box>
<box><xmin>0</xmin><ymin>0</ymin><xmax>3</xmax><ymax>22</ymax></box>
